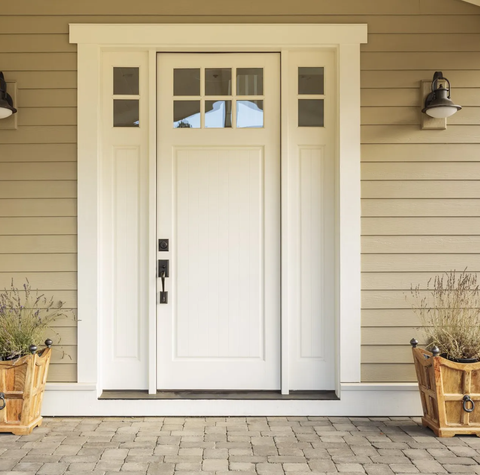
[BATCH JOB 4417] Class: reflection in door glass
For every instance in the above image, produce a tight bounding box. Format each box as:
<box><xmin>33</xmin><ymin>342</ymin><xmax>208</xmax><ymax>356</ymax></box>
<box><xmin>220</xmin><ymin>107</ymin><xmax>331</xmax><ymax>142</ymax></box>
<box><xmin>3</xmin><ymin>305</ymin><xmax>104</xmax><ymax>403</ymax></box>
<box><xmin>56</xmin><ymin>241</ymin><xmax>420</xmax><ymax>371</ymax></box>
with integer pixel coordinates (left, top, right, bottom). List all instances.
<box><xmin>237</xmin><ymin>68</ymin><xmax>263</xmax><ymax>95</ymax></box>
<box><xmin>173</xmin><ymin>101</ymin><xmax>200</xmax><ymax>128</ymax></box>
<box><xmin>205</xmin><ymin>68</ymin><xmax>232</xmax><ymax>95</ymax></box>
<box><xmin>113</xmin><ymin>67</ymin><xmax>139</xmax><ymax>95</ymax></box>
<box><xmin>205</xmin><ymin>101</ymin><xmax>232</xmax><ymax>128</ymax></box>
<box><xmin>174</xmin><ymin>69</ymin><xmax>200</xmax><ymax>96</ymax></box>
<box><xmin>113</xmin><ymin>99</ymin><xmax>139</xmax><ymax>127</ymax></box>
<box><xmin>236</xmin><ymin>100</ymin><xmax>264</xmax><ymax>128</ymax></box>
<box><xmin>298</xmin><ymin>67</ymin><xmax>325</xmax><ymax>95</ymax></box>
<box><xmin>298</xmin><ymin>99</ymin><xmax>324</xmax><ymax>127</ymax></box>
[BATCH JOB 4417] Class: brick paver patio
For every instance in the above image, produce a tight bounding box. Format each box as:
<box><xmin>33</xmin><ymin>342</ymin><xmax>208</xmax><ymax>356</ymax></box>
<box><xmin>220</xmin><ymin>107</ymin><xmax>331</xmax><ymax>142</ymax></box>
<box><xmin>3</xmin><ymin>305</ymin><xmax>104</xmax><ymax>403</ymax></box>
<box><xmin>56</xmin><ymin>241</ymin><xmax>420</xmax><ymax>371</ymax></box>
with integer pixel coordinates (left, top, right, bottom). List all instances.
<box><xmin>1</xmin><ymin>416</ymin><xmax>480</xmax><ymax>474</ymax></box>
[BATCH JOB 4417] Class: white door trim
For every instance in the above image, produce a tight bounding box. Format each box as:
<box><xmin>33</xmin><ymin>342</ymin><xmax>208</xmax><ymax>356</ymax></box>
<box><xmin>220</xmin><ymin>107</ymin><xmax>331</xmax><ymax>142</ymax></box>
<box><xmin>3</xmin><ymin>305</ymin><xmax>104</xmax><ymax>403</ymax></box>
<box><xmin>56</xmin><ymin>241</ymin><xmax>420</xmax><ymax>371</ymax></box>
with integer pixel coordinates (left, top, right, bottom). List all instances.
<box><xmin>70</xmin><ymin>23</ymin><xmax>367</xmax><ymax>398</ymax></box>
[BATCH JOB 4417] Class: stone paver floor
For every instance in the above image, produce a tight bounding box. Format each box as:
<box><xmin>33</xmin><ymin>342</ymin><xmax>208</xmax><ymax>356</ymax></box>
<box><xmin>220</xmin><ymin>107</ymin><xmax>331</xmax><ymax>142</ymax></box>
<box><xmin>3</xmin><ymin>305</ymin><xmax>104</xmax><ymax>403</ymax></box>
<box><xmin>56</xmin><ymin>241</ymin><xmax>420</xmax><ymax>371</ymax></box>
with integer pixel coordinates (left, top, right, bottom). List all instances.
<box><xmin>1</xmin><ymin>416</ymin><xmax>480</xmax><ymax>475</ymax></box>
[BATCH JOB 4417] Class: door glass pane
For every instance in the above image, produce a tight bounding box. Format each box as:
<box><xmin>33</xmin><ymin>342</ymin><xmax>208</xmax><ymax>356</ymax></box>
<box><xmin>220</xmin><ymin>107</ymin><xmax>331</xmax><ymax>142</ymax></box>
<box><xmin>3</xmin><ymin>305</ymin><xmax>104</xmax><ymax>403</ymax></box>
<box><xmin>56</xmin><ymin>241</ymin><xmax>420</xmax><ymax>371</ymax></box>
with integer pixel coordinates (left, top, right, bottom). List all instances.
<box><xmin>298</xmin><ymin>99</ymin><xmax>324</xmax><ymax>127</ymax></box>
<box><xmin>173</xmin><ymin>100</ymin><xmax>200</xmax><ymax>128</ymax></box>
<box><xmin>205</xmin><ymin>68</ymin><xmax>232</xmax><ymax>95</ymax></box>
<box><xmin>113</xmin><ymin>67</ymin><xmax>139</xmax><ymax>95</ymax></box>
<box><xmin>237</xmin><ymin>68</ymin><xmax>263</xmax><ymax>95</ymax></box>
<box><xmin>113</xmin><ymin>100</ymin><xmax>139</xmax><ymax>127</ymax></box>
<box><xmin>205</xmin><ymin>100</ymin><xmax>232</xmax><ymax>128</ymax></box>
<box><xmin>236</xmin><ymin>100</ymin><xmax>264</xmax><ymax>128</ymax></box>
<box><xmin>174</xmin><ymin>69</ymin><xmax>200</xmax><ymax>96</ymax></box>
<box><xmin>298</xmin><ymin>67</ymin><xmax>324</xmax><ymax>95</ymax></box>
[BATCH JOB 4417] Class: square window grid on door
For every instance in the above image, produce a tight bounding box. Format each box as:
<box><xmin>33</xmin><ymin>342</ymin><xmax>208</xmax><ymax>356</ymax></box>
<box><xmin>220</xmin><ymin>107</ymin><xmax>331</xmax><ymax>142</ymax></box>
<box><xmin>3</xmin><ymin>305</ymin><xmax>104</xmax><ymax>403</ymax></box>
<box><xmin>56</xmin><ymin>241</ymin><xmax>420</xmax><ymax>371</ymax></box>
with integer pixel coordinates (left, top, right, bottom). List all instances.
<box><xmin>298</xmin><ymin>67</ymin><xmax>324</xmax><ymax>127</ymax></box>
<box><xmin>173</xmin><ymin>67</ymin><xmax>264</xmax><ymax>129</ymax></box>
<box><xmin>113</xmin><ymin>67</ymin><xmax>140</xmax><ymax>127</ymax></box>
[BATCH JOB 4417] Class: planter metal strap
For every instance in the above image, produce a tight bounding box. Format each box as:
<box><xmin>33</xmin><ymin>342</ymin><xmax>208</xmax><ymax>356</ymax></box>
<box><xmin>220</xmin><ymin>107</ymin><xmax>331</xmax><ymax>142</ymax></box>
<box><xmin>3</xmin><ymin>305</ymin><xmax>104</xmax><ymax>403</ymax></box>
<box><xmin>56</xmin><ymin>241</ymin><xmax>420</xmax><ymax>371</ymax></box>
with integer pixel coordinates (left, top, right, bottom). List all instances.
<box><xmin>463</xmin><ymin>395</ymin><xmax>475</xmax><ymax>413</ymax></box>
<box><xmin>0</xmin><ymin>393</ymin><xmax>5</xmax><ymax>410</ymax></box>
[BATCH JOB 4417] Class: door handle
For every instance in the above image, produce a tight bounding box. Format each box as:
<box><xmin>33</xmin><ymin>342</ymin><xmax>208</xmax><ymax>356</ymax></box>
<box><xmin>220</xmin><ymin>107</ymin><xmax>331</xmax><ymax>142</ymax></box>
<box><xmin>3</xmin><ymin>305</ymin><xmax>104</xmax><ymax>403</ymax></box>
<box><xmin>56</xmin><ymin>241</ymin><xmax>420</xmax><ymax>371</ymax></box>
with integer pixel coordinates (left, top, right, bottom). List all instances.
<box><xmin>158</xmin><ymin>260</ymin><xmax>169</xmax><ymax>304</ymax></box>
<box><xmin>158</xmin><ymin>260</ymin><xmax>169</xmax><ymax>277</ymax></box>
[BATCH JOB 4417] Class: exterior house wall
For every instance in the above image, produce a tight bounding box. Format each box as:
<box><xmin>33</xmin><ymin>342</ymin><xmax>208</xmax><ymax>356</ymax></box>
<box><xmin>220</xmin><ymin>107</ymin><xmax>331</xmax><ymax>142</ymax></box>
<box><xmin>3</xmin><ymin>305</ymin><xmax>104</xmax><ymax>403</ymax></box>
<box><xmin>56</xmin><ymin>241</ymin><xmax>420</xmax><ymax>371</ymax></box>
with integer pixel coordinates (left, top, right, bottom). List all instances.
<box><xmin>0</xmin><ymin>0</ymin><xmax>479</xmax><ymax>384</ymax></box>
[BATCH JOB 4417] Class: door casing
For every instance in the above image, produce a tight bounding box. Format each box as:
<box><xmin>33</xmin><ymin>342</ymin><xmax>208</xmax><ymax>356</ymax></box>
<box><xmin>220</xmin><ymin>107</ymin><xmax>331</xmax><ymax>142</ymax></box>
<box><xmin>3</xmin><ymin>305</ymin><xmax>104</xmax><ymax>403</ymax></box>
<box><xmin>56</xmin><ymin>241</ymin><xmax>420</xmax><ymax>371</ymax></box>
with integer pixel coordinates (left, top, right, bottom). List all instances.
<box><xmin>71</xmin><ymin>23</ymin><xmax>366</xmax><ymax>399</ymax></box>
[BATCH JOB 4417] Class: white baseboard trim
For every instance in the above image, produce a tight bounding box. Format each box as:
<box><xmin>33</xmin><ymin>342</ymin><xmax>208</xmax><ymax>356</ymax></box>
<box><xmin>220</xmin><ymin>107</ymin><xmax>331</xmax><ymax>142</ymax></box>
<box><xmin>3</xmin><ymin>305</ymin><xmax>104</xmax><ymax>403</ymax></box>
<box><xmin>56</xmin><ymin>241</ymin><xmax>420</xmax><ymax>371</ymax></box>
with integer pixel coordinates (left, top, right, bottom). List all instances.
<box><xmin>341</xmin><ymin>383</ymin><xmax>419</xmax><ymax>391</ymax></box>
<box><xmin>46</xmin><ymin>383</ymin><xmax>97</xmax><ymax>391</ymax></box>
<box><xmin>41</xmin><ymin>383</ymin><xmax>423</xmax><ymax>417</ymax></box>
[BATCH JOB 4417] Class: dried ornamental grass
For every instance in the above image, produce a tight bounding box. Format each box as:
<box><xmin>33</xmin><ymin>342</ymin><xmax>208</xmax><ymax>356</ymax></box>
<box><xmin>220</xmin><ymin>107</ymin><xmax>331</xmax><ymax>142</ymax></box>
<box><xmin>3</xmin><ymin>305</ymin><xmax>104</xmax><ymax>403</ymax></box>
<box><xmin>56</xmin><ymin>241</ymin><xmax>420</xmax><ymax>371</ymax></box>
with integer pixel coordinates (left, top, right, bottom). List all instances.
<box><xmin>0</xmin><ymin>280</ymin><xmax>71</xmax><ymax>359</ymax></box>
<box><xmin>410</xmin><ymin>270</ymin><xmax>480</xmax><ymax>361</ymax></box>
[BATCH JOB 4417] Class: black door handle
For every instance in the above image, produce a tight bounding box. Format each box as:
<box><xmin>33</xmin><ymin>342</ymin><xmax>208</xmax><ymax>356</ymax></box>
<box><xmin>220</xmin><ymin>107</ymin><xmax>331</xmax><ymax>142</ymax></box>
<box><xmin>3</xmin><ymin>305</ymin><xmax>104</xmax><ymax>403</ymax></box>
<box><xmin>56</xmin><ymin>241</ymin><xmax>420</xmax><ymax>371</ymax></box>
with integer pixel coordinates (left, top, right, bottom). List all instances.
<box><xmin>158</xmin><ymin>260</ymin><xmax>169</xmax><ymax>277</ymax></box>
<box><xmin>159</xmin><ymin>260</ymin><xmax>169</xmax><ymax>304</ymax></box>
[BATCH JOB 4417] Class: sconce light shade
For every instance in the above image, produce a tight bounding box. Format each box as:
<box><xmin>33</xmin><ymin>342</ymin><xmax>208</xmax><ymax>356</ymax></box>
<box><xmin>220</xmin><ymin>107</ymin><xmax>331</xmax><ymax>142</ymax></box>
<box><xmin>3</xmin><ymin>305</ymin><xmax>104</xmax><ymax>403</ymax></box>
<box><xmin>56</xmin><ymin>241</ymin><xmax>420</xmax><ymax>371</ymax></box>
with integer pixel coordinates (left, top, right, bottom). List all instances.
<box><xmin>0</xmin><ymin>72</ymin><xmax>17</xmax><ymax>119</ymax></box>
<box><xmin>422</xmin><ymin>71</ymin><xmax>461</xmax><ymax>119</ymax></box>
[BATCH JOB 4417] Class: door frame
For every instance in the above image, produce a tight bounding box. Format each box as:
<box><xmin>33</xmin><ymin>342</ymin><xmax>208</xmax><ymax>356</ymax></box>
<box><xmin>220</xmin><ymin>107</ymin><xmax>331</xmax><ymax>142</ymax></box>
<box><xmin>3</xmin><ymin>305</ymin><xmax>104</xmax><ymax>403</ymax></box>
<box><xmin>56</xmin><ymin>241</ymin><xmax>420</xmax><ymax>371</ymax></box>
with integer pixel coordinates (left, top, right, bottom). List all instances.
<box><xmin>70</xmin><ymin>23</ymin><xmax>367</xmax><ymax>397</ymax></box>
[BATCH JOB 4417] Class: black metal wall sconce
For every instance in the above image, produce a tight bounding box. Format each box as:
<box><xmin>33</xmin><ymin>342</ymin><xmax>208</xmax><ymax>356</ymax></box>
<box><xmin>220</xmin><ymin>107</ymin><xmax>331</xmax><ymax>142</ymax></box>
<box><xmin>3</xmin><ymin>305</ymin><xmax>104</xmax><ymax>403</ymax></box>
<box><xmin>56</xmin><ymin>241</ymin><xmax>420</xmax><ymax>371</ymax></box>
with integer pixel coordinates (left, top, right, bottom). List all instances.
<box><xmin>0</xmin><ymin>72</ymin><xmax>17</xmax><ymax>120</ymax></box>
<box><xmin>421</xmin><ymin>71</ymin><xmax>461</xmax><ymax>130</ymax></box>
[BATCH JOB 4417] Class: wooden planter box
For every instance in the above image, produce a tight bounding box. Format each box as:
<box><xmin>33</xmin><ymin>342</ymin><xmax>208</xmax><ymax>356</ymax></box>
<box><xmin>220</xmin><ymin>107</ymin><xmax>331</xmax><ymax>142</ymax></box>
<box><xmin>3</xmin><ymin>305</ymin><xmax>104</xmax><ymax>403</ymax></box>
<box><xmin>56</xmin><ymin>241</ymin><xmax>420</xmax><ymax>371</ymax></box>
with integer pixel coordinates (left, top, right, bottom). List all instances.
<box><xmin>412</xmin><ymin>346</ymin><xmax>480</xmax><ymax>437</ymax></box>
<box><xmin>0</xmin><ymin>348</ymin><xmax>51</xmax><ymax>435</ymax></box>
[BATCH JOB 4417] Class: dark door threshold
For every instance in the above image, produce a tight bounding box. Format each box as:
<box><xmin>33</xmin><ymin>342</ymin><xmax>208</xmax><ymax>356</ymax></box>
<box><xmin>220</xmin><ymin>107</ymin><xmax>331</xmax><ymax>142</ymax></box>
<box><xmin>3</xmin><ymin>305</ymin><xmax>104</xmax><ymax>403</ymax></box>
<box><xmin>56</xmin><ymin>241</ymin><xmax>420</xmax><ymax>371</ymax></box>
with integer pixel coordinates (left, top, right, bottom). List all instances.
<box><xmin>99</xmin><ymin>390</ymin><xmax>338</xmax><ymax>400</ymax></box>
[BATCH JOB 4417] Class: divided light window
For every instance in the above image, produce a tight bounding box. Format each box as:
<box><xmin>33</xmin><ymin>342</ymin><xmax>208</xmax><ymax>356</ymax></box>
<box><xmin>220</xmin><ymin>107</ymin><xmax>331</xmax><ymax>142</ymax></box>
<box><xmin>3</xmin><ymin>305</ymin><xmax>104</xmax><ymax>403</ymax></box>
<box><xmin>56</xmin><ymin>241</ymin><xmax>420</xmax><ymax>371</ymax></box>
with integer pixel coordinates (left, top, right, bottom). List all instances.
<box><xmin>173</xmin><ymin>67</ymin><xmax>264</xmax><ymax>129</ymax></box>
<box><xmin>298</xmin><ymin>67</ymin><xmax>324</xmax><ymax>127</ymax></box>
<box><xmin>113</xmin><ymin>67</ymin><xmax>140</xmax><ymax>127</ymax></box>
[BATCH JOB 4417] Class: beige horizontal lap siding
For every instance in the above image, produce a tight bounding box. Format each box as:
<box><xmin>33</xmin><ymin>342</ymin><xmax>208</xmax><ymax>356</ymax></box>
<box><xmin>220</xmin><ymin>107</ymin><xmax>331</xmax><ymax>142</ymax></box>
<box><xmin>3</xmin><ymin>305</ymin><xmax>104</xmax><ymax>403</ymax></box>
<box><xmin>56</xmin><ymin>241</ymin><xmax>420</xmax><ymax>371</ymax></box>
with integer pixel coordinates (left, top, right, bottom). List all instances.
<box><xmin>0</xmin><ymin>22</ymin><xmax>77</xmax><ymax>382</ymax></box>
<box><xmin>1</xmin><ymin>0</ymin><xmax>479</xmax><ymax>385</ymax></box>
<box><xmin>359</xmin><ymin>2</ymin><xmax>480</xmax><ymax>383</ymax></box>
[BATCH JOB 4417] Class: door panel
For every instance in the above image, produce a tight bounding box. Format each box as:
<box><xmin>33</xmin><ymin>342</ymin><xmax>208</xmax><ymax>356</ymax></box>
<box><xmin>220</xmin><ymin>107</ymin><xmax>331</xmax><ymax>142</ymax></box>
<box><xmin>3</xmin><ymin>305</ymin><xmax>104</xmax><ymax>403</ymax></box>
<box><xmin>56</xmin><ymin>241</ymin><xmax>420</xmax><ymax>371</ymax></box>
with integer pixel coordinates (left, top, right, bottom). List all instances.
<box><xmin>174</xmin><ymin>147</ymin><xmax>264</xmax><ymax>359</ymax></box>
<box><xmin>157</xmin><ymin>53</ymin><xmax>280</xmax><ymax>390</ymax></box>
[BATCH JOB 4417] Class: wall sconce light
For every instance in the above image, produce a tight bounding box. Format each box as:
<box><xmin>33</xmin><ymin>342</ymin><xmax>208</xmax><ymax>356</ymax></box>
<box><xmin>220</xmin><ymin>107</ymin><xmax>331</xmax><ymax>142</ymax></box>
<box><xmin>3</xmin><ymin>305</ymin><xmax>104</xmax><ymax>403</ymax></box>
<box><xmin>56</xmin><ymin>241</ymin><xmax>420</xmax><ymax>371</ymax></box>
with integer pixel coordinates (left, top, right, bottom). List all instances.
<box><xmin>421</xmin><ymin>71</ymin><xmax>461</xmax><ymax>130</ymax></box>
<box><xmin>422</xmin><ymin>71</ymin><xmax>461</xmax><ymax>119</ymax></box>
<box><xmin>0</xmin><ymin>72</ymin><xmax>17</xmax><ymax>119</ymax></box>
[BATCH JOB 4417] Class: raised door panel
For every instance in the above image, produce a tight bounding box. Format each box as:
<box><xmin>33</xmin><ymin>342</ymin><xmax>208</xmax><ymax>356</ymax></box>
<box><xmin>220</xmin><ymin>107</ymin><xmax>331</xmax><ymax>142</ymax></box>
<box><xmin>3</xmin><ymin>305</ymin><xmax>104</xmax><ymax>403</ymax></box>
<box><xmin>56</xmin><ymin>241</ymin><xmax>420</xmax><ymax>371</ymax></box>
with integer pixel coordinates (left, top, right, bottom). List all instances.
<box><xmin>174</xmin><ymin>147</ymin><xmax>264</xmax><ymax>360</ymax></box>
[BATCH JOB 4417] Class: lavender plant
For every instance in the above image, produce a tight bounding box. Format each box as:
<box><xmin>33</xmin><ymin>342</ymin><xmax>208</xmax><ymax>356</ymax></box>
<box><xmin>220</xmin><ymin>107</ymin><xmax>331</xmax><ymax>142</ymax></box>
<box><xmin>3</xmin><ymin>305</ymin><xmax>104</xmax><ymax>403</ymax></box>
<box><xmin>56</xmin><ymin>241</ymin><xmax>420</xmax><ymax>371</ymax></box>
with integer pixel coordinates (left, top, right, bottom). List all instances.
<box><xmin>410</xmin><ymin>270</ymin><xmax>480</xmax><ymax>361</ymax></box>
<box><xmin>0</xmin><ymin>280</ymin><xmax>70</xmax><ymax>359</ymax></box>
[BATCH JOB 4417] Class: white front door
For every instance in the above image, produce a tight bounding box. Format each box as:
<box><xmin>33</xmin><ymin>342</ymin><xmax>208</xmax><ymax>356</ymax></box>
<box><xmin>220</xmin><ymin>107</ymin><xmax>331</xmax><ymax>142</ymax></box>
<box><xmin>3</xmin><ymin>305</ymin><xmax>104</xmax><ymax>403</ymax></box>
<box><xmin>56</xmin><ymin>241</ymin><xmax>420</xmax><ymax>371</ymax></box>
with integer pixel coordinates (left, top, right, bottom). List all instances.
<box><xmin>156</xmin><ymin>53</ymin><xmax>280</xmax><ymax>390</ymax></box>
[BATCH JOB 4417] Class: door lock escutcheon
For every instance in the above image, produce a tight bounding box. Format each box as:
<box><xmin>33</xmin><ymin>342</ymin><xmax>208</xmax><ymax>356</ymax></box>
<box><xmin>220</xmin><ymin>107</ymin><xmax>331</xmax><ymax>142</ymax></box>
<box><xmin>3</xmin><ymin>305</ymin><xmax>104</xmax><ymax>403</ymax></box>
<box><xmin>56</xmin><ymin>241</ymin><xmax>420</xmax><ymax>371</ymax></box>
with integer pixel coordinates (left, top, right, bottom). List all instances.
<box><xmin>158</xmin><ymin>239</ymin><xmax>169</xmax><ymax>252</ymax></box>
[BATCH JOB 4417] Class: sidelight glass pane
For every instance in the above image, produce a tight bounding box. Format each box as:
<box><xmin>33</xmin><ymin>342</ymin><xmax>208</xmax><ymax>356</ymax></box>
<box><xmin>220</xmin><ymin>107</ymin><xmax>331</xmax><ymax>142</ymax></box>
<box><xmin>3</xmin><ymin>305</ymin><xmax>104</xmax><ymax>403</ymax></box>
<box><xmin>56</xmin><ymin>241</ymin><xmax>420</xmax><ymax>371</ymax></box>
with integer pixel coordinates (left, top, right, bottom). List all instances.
<box><xmin>205</xmin><ymin>68</ymin><xmax>232</xmax><ymax>95</ymax></box>
<box><xmin>113</xmin><ymin>100</ymin><xmax>139</xmax><ymax>127</ymax></box>
<box><xmin>114</xmin><ymin>67</ymin><xmax>139</xmax><ymax>95</ymax></box>
<box><xmin>173</xmin><ymin>100</ymin><xmax>200</xmax><ymax>128</ymax></box>
<box><xmin>236</xmin><ymin>100</ymin><xmax>264</xmax><ymax>128</ymax></box>
<box><xmin>298</xmin><ymin>67</ymin><xmax>324</xmax><ymax>95</ymax></box>
<box><xmin>298</xmin><ymin>99</ymin><xmax>324</xmax><ymax>127</ymax></box>
<box><xmin>174</xmin><ymin>69</ymin><xmax>200</xmax><ymax>96</ymax></box>
<box><xmin>237</xmin><ymin>68</ymin><xmax>263</xmax><ymax>95</ymax></box>
<box><xmin>205</xmin><ymin>100</ymin><xmax>232</xmax><ymax>128</ymax></box>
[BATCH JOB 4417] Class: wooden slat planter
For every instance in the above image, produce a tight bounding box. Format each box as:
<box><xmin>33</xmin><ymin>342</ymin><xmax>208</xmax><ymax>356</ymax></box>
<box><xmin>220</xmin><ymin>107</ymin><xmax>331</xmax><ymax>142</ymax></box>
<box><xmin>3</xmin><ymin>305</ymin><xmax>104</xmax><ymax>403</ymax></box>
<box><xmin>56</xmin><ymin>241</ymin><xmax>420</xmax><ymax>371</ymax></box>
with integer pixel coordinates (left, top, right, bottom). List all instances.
<box><xmin>412</xmin><ymin>346</ymin><xmax>480</xmax><ymax>437</ymax></box>
<box><xmin>0</xmin><ymin>347</ymin><xmax>51</xmax><ymax>435</ymax></box>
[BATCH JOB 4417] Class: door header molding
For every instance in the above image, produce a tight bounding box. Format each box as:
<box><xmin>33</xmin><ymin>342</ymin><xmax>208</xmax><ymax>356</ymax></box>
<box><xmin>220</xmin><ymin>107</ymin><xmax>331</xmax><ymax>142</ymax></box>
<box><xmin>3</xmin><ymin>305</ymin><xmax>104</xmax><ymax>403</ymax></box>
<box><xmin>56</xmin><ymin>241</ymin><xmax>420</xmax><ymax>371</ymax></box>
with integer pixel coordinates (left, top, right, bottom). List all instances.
<box><xmin>70</xmin><ymin>23</ymin><xmax>367</xmax><ymax>48</ymax></box>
